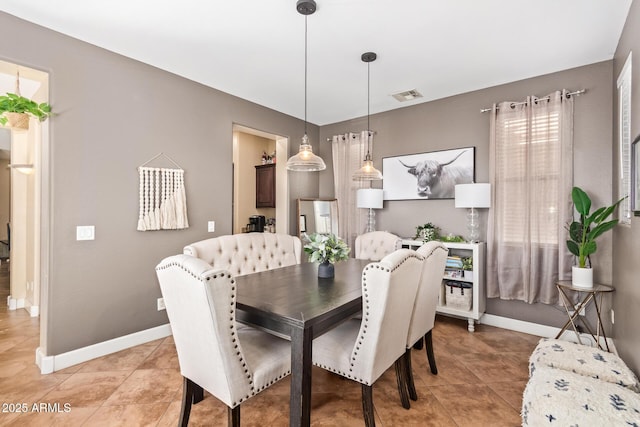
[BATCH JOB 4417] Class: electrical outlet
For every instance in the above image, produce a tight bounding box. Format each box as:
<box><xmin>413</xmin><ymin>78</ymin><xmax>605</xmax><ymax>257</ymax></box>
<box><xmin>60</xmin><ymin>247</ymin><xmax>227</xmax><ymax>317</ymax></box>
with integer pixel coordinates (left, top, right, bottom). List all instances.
<box><xmin>76</xmin><ymin>225</ymin><xmax>95</xmax><ymax>241</ymax></box>
<box><xmin>611</xmin><ymin>309</ymin><xmax>615</xmax><ymax>324</ymax></box>
<box><xmin>564</xmin><ymin>302</ymin><xmax>586</xmax><ymax>317</ymax></box>
<box><xmin>208</xmin><ymin>221</ymin><xmax>215</xmax><ymax>232</ymax></box>
<box><xmin>157</xmin><ymin>298</ymin><xmax>166</xmax><ymax>311</ymax></box>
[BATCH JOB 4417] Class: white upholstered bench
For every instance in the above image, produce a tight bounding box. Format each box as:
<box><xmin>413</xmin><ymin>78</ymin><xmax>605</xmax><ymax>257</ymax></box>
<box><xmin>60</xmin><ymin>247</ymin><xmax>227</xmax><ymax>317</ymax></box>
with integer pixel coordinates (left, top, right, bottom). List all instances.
<box><xmin>529</xmin><ymin>338</ymin><xmax>639</xmax><ymax>391</ymax></box>
<box><xmin>523</xmin><ymin>338</ymin><xmax>640</xmax><ymax>425</ymax></box>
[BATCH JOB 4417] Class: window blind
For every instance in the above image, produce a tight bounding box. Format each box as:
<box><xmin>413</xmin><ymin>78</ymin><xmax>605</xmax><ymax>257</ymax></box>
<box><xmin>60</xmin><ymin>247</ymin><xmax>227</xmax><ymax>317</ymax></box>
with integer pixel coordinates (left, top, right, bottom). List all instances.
<box><xmin>496</xmin><ymin>109</ymin><xmax>560</xmax><ymax>245</ymax></box>
<box><xmin>617</xmin><ymin>52</ymin><xmax>632</xmax><ymax>225</ymax></box>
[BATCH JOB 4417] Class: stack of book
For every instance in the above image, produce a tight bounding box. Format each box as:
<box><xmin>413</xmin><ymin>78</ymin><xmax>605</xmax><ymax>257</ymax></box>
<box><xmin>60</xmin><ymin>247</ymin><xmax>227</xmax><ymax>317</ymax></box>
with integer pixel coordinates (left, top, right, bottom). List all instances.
<box><xmin>444</xmin><ymin>255</ymin><xmax>463</xmax><ymax>278</ymax></box>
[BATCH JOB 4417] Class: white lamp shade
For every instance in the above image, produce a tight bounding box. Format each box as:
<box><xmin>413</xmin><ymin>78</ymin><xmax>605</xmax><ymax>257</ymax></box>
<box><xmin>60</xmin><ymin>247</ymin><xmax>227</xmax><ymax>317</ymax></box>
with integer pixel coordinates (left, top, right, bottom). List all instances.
<box><xmin>357</xmin><ymin>188</ymin><xmax>384</xmax><ymax>209</ymax></box>
<box><xmin>455</xmin><ymin>183</ymin><xmax>491</xmax><ymax>208</ymax></box>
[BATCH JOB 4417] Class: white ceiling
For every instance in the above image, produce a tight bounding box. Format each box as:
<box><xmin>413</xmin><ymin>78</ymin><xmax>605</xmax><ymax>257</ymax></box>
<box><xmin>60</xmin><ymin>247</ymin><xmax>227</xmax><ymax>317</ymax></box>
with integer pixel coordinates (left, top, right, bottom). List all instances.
<box><xmin>0</xmin><ymin>0</ymin><xmax>633</xmax><ymax>125</ymax></box>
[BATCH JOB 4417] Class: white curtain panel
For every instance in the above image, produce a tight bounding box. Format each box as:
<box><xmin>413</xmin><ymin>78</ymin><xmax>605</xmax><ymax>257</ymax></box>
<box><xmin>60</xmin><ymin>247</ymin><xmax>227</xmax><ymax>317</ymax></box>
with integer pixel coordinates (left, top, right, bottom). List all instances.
<box><xmin>487</xmin><ymin>90</ymin><xmax>573</xmax><ymax>304</ymax></box>
<box><xmin>137</xmin><ymin>167</ymin><xmax>189</xmax><ymax>231</ymax></box>
<box><xmin>331</xmin><ymin>132</ymin><xmax>369</xmax><ymax>250</ymax></box>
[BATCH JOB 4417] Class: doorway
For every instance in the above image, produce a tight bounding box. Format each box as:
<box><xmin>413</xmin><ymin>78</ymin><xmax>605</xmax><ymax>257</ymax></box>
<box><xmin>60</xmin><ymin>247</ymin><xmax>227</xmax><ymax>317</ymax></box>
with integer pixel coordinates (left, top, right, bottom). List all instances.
<box><xmin>0</xmin><ymin>60</ymin><xmax>49</xmax><ymax>322</ymax></box>
<box><xmin>232</xmin><ymin>124</ymin><xmax>289</xmax><ymax>235</ymax></box>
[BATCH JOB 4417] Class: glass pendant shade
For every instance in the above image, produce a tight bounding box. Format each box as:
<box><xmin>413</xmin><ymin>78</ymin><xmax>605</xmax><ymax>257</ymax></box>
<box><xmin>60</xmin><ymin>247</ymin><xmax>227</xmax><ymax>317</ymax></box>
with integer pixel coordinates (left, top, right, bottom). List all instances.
<box><xmin>353</xmin><ymin>52</ymin><xmax>382</xmax><ymax>181</ymax></box>
<box><xmin>352</xmin><ymin>153</ymin><xmax>382</xmax><ymax>181</ymax></box>
<box><xmin>286</xmin><ymin>134</ymin><xmax>326</xmax><ymax>171</ymax></box>
<box><xmin>286</xmin><ymin>1</ymin><xmax>326</xmax><ymax>172</ymax></box>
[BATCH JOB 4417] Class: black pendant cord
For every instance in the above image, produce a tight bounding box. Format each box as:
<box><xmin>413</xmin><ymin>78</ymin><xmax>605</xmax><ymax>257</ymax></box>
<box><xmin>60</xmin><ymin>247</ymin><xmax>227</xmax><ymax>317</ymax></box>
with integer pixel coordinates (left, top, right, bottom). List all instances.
<box><xmin>304</xmin><ymin>15</ymin><xmax>308</xmax><ymax>138</ymax></box>
<box><xmin>361</xmin><ymin>52</ymin><xmax>377</xmax><ymax>160</ymax></box>
<box><xmin>366</xmin><ymin>60</ymin><xmax>371</xmax><ymax>156</ymax></box>
<box><xmin>367</xmin><ymin>60</ymin><xmax>370</xmax><ymax>135</ymax></box>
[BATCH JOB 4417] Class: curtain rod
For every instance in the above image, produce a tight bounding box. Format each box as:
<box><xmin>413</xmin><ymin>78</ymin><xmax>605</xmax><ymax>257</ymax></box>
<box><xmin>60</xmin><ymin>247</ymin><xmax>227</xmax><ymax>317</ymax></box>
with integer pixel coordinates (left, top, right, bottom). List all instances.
<box><xmin>326</xmin><ymin>130</ymin><xmax>377</xmax><ymax>142</ymax></box>
<box><xmin>480</xmin><ymin>89</ymin><xmax>586</xmax><ymax>113</ymax></box>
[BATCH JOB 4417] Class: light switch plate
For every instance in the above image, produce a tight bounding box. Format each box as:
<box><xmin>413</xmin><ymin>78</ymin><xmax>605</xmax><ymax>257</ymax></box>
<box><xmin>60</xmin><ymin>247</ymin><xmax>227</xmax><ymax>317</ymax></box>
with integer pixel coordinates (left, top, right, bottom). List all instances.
<box><xmin>76</xmin><ymin>225</ymin><xmax>95</xmax><ymax>241</ymax></box>
<box><xmin>208</xmin><ymin>221</ymin><xmax>215</xmax><ymax>232</ymax></box>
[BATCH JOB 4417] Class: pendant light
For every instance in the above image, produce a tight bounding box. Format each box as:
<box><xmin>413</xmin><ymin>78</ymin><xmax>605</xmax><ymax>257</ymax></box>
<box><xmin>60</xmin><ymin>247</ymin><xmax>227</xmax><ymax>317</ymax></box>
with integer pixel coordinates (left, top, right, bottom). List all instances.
<box><xmin>352</xmin><ymin>52</ymin><xmax>383</xmax><ymax>181</ymax></box>
<box><xmin>286</xmin><ymin>0</ymin><xmax>326</xmax><ymax>172</ymax></box>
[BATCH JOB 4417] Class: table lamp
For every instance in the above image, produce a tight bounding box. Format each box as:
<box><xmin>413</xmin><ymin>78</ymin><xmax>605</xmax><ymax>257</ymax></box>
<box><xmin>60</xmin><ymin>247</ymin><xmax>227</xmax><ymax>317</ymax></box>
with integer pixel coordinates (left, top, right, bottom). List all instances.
<box><xmin>455</xmin><ymin>183</ymin><xmax>491</xmax><ymax>243</ymax></box>
<box><xmin>357</xmin><ymin>188</ymin><xmax>383</xmax><ymax>233</ymax></box>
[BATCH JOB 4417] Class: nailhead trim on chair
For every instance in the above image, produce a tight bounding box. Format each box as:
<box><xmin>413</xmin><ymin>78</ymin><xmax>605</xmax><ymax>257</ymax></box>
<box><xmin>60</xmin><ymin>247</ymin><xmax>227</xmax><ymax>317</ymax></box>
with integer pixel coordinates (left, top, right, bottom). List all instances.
<box><xmin>325</xmin><ymin>252</ymin><xmax>423</xmax><ymax>386</ymax></box>
<box><xmin>157</xmin><ymin>259</ymin><xmax>291</xmax><ymax>407</ymax></box>
<box><xmin>185</xmin><ymin>234</ymin><xmax>301</xmax><ymax>279</ymax></box>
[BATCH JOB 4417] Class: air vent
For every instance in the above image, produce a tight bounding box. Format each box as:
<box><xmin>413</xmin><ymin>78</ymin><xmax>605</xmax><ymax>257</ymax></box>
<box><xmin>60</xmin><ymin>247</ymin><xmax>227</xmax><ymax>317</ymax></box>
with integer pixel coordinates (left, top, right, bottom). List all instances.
<box><xmin>392</xmin><ymin>89</ymin><xmax>423</xmax><ymax>102</ymax></box>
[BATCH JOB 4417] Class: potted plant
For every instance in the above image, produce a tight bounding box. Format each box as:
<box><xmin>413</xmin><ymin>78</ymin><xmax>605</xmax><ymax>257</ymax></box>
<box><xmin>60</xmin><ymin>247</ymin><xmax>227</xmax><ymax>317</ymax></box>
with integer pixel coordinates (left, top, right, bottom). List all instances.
<box><xmin>462</xmin><ymin>256</ymin><xmax>473</xmax><ymax>280</ymax></box>
<box><xmin>0</xmin><ymin>93</ymin><xmax>52</xmax><ymax>131</ymax></box>
<box><xmin>566</xmin><ymin>186</ymin><xmax>625</xmax><ymax>288</ymax></box>
<box><xmin>303</xmin><ymin>233</ymin><xmax>350</xmax><ymax>278</ymax></box>
<box><xmin>414</xmin><ymin>222</ymin><xmax>440</xmax><ymax>242</ymax></box>
<box><xmin>439</xmin><ymin>233</ymin><xmax>465</xmax><ymax>243</ymax></box>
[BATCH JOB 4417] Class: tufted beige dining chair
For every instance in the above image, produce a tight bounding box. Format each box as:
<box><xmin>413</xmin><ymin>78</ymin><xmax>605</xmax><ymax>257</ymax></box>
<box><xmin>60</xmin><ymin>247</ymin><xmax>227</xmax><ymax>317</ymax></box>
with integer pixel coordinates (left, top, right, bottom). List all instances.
<box><xmin>312</xmin><ymin>249</ymin><xmax>424</xmax><ymax>427</ymax></box>
<box><xmin>354</xmin><ymin>231</ymin><xmax>402</xmax><ymax>261</ymax></box>
<box><xmin>183</xmin><ymin>233</ymin><xmax>302</xmax><ymax>277</ymax></box>
<box><xmin>395</xmin><ymin>241</ymin><xmax>448</xmax><ymax>407</ymax></box>
<box><xmin>155</xmin><ymin>254</ymin><xmax>291</xmax><ymax>426</ymax></box>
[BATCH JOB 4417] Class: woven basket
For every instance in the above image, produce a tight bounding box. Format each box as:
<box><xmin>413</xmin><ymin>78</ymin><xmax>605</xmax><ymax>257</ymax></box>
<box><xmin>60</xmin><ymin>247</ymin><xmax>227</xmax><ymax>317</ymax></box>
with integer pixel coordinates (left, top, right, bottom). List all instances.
<box><xmin>444</xmin><ymin>281</ymin><xmax>472</xmax><ymax>311</ymax></box>
<box><xmin>4</xmin><ymin>112</ymin><xmax>29</xmax><ymax>130</ymax></box>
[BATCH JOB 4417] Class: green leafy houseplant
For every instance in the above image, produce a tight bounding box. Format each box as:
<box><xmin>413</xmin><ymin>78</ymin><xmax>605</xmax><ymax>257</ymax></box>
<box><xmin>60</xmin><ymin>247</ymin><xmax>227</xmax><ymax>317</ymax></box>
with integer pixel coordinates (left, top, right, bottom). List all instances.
<box><xmin>439</xmin><ymin>234</ymin><xmax>465</xmax><ymax>243</ymax></box>
<box><xmin>303</xmin><ymin>233</ymin><xmax>350</xmax><ymax>264</ymax></box>
<box><xmin>0</xmin><ymin>93</ymin><xmax>52</xmax><ymax>127</ymax></box>
<box><xmin>566</xmin><ymin>186</ymin><xmax>625</xmax><ymax>268</ymax></box>
<box><xmin>462</xmin><ymin>257</ymin><xmax>473</xmax><ymax>271</ymax></box>
<box><xmin>414</xmin><ymin>222</ymin><xmax>440</xmax><ymax>242</ymax></box>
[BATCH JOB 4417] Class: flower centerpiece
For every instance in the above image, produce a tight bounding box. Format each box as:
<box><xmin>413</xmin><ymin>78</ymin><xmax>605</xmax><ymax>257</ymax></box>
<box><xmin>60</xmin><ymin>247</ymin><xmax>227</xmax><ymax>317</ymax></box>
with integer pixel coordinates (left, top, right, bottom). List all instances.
<box><xmin>303</xmin><ymin>233</ymin><xmax>350</xmax><ymax>278</ymax></box>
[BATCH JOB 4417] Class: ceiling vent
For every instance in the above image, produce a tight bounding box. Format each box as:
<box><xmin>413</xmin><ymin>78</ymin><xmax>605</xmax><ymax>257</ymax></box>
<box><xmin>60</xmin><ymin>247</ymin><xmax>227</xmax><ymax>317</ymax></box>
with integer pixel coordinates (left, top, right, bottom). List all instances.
<box><xmin>392</xmin><ymin>89</ymin><xmax>423</xmax><ymax>102</ymax></box>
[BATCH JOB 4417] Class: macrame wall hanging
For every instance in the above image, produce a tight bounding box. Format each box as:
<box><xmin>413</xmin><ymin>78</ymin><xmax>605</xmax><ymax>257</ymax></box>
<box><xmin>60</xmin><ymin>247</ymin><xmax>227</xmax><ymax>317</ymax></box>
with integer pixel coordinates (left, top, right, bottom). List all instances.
<box><xmin>137</xmin><ymin>153</ymin><xmax>189</xmax><ymax>231</ymax></box>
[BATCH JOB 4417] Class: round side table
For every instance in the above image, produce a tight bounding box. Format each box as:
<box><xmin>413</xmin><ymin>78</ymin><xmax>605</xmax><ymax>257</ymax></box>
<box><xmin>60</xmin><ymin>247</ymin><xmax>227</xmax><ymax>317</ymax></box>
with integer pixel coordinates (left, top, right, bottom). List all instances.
<box><xmin>555</xmin><ymin>280</ymin><xmax>614</xmax><ymax>352</ymax></box>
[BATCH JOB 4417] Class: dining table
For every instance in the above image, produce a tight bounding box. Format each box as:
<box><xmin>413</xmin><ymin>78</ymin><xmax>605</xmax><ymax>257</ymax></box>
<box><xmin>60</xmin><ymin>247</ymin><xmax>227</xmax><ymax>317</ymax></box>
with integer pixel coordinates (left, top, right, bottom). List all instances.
<box><xmin>235</xmin><ymin>258</ymin><xmax>370</xmax><ymax>427</ymax></box>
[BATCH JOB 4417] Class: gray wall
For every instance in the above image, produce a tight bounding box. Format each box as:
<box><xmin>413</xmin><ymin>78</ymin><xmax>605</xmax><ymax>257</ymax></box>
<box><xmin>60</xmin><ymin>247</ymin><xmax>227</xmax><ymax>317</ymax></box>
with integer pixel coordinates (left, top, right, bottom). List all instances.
<box><xmin>613</xmin><ymin>0</ymin><xmax>640</xmax><ymax>375</ymax></box>
<box><xmin>319</xmin><ymin>61</ymin><xmax>615</xmax><ymax>330</ymax></box>
<box><xmin>0</xmin><ymin>12</ymin><xmax>318</xmax><ymax>355</ymax></box>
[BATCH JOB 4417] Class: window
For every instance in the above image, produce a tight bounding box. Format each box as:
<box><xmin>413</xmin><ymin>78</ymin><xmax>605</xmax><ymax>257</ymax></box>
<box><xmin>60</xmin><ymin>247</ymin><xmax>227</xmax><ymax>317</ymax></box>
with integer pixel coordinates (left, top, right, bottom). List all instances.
<box><xmin>617</xmin><ymin>52</ymin><xmax>632</xmax><ymax>225</ymax></box>
<box><xmin>488</xmin><ymin>90</ymin><xmax>574</xmax><ymax>304</ymax></box>
<box><xmin>497</xmin><ymin>111</ymin><xmax>561</xmax><ymax>245</ymax></box>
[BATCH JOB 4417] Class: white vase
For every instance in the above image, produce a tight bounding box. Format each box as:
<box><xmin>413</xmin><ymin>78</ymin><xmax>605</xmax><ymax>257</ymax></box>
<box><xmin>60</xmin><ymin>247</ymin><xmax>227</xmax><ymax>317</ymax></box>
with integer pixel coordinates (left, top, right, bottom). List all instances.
<box><xmin>572</xmin><ymin>266</ymin><xmax>593</xmax><ymax>289</ymax></box>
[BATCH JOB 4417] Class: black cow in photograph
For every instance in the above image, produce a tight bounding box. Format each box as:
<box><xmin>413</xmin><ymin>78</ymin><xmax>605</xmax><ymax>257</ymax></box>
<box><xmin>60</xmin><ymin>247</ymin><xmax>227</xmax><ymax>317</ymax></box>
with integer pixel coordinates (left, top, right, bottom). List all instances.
<box><xmin>399</xmin><ymin>150</ymin><xmax>472</xmax><ymax>198</ymax></box>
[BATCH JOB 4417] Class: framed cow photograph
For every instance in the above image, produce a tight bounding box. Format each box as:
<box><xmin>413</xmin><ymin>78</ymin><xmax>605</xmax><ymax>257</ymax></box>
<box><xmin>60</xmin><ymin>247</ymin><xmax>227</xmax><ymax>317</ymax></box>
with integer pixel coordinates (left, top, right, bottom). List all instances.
<box><xmin>382</xmin><ymin>147</ymin><xmax>475</xmax><ymax>200</ymax></box>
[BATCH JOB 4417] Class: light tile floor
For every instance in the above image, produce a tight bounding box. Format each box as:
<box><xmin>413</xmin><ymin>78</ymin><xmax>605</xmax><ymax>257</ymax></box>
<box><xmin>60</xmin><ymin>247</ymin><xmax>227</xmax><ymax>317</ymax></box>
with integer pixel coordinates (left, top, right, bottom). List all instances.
<box><xmin>0</xmin><ymin>260</ymin><xmax>540</xmax><ymax>426</ymax></box>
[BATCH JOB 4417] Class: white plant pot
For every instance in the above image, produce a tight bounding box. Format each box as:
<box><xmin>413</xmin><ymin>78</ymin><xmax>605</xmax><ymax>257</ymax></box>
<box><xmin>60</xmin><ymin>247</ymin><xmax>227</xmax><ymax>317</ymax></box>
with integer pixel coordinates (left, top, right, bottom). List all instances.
<box><xmin>464</xmin><ymin>270</ymin><xmax>473</xmax><ymax>281</ymax></box>
<box><xmin>572</xmin><ymin>266</ymin><xmax>593</xmax><ymax>289</ymax></box>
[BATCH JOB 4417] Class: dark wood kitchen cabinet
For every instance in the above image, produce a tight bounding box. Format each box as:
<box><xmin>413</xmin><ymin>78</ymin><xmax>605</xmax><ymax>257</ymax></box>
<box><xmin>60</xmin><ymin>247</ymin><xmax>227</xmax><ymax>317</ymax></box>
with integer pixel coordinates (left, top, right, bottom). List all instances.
<box><xmin>255</xmin><ymin>164</ymin><xmax>275</xmax><ymax>208</ymax></box>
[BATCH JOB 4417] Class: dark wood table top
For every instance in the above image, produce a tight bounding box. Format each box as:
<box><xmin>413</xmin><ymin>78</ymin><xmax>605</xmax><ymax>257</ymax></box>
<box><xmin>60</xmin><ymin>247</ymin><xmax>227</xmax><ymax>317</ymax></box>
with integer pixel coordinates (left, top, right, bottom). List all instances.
<box><xmin>235</xmin><ymin>258</ymin><xmax>370</xmax><ymax>337</ymax></box>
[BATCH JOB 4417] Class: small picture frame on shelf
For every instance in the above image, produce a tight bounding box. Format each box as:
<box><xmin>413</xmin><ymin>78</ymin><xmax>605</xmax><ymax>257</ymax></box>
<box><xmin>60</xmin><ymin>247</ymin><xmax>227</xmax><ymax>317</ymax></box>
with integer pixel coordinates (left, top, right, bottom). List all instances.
<box><xmin>445</xmin><ymin>269</ymin><xmax>463</xmax><ymax>278</ymax></box>
<box><xmin>632</xmin><ymin>134</ymin><xmax>640</xmax><ymax>216</ymax></box>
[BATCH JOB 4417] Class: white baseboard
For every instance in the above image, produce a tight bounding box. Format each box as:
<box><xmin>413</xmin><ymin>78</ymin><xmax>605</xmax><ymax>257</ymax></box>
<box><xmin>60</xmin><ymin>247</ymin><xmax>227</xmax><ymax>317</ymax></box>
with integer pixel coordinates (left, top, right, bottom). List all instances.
<box><xmin>7</xmin><ymin>296</ymin><xmax>25</xmax><ymax>310</ymax></box>
<box><xmin>36</xmin><ymin>323</ymin><xmax>172</xmax><ymax>374</ymax></box>
<box><xmin>28</xmin><ymin>305</ymin><xmax>39</xmax><ymax>317</ymax></box>
<box><xmin>480</xmin><ymin>314</ymin><xmax>617</xmax><ymax>354</ymax></box>
<box><xmin>481</xmin><ymin>313</ymin><xmax>561</xmax><ymax>337</ymax></box>
<box><xmin>36</xmin><ymin>347</ymin><xmax>54</xmax><ymax>374</ymax></box>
